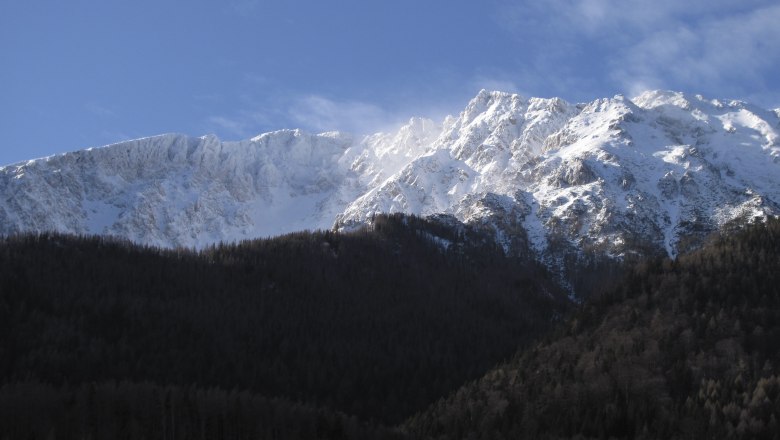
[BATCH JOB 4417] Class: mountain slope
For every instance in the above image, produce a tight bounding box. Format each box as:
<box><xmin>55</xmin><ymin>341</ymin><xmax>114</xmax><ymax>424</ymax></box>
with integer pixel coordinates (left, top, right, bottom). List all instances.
<box><xmin>0</xmin><ymin>121</ymin><xmax>440</xmax><ymax>248</ymax></box>
<box><xmin>339</xmin><ymin>90</ymin><xmax>780</xmax><ymax>262</ymax></box>
<box><xmin>1</xmin><ymin>90</ymin><xmax>777</xmax><ymax>262</ymax></box>
<box><xmin>404</xmin><ymin>217</ymin><xmax>780</xmax><ymax>439</ymax></box>
<box><xmin>0</xmin><ymin>214</ymin><xmax>566</xmax><ymax>426</ymax></box>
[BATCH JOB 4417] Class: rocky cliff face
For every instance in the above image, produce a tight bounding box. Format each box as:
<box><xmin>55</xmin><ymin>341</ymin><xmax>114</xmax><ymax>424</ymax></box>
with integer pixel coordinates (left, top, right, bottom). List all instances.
<box><xmin>339</xmin><ymin>90</ymin><xmax>780</xmax><ymax>264</ymax></box>
<box><xmin>1</xmin><ymin>90</ymin><xmax>778</xmax><ymax>266</ymax></box>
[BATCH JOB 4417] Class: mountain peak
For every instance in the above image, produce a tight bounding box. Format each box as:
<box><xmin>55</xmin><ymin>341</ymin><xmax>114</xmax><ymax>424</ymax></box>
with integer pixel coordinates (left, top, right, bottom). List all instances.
<box><xmin>465</xmin><ymin>90</ymin><xmax>525</xmax><ymax>116</ymax></box>
<box><xmin>631</xmin><ymin>89</ymin><xmax>694</xmax><ymax>109</ymax></box>
<box><xmin>1</xmin><ymin>91</ymin><xmax>778</xmax><ymax>277</ymax></box>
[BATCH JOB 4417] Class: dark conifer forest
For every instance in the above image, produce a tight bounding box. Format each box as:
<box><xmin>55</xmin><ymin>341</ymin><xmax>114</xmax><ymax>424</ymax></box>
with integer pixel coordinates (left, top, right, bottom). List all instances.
<box><xmin>1</xmin><ymin>214</ymin><xmax>779</xmax><ymax>439</ymax></box>
<box><xmin>0</xmin><ymin>214</ymin><xmax>566</xmax><ymax>439</ymax></box>
<box><xmin>405</xmin><ymin>217</ymin><xmax>780</xmax><ymax>439</ymax></box>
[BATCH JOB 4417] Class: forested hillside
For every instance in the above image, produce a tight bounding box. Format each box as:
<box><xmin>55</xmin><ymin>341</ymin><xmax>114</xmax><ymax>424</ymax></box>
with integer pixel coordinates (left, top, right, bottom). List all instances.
<box><xmin>0</xmin><ymin>214</ymin><xmax>566</xmax><ymax>438</ymax></box>
<box><xmin>4</xmin><ymin>213</ymin><xmax>778</xmax><ymax>439</ymax></box>
<box><xmin>405</xmin><ymin>218</ymin><xmax>780</xmax><ymax>439</ymax></box>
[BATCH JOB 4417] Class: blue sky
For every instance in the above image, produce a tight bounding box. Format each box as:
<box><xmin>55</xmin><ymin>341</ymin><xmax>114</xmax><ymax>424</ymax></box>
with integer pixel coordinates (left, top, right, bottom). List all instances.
<box><xmin>2</xmin><ymin>0</ymin><xmax>779</xmax><ymax>166</ymax></box>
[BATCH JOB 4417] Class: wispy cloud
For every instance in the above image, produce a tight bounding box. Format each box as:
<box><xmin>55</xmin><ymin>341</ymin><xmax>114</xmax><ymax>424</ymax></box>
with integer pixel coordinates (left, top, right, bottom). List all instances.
<box><xmin>206</xmin><ymin>94</ymin><xmax>419</xmax><ymax>139</ymax></box>
<box><xmin>495</xmin><ymin>0</ymin><xmax>780</xmax><ymax>105</ymax></box>
<box><xmin>207</xmin><ymin>115</ymin><xmax>250</xmax><ymax>139</ymax></box>
<box><xmin>470</xmin><ymin>75</ymin><xmax>523</xmax><ymax>96</ymax></box>
<box><xmin>286</xmin><ymin>95</ymin><xmax>407</xmax><ymax>135</ymax></box>
<box><xmin>613</xmin><ymin>3</ymin><xmax>780</xmax><ymax>98</ymax></box>
<box><xmin>85</xmin><ymin>102</ymin><xmax>116</xmax><ymax>118</ymax></box>
<box><xmin>203</xmin><ymin>65</ymin><xmax>458</xmax><ymax>140</ymax></box>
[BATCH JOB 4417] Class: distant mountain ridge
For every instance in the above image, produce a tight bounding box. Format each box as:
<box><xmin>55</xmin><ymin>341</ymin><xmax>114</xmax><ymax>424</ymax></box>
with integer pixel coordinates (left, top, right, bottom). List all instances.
<box><xmin>1</xmin><ymin>90</ymin><xmax>778</xmax><ymax>264</ymax></box>
<box><xmin>0</xmin><ymin>119</ymin><xmax>441</xmax><ymax>248</ymax></box>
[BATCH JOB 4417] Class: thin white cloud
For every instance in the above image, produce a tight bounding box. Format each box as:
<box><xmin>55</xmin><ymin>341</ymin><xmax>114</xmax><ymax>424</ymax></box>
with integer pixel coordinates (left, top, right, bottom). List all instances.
<box><xmin>471</xmin><ymin>75</ymin><xmax>523</xmax><ymax>96</ymax></box>
<box><xmin>207</xmin><ymin>116</ymin><xmax>249</xmax><ymax>138</ymax></box>
<box><xmin>516</xmin><ymin>0</ymin><xmax>767</xmax><ymax>36</ymax></box>
<box><xmin>205</xmin><ymin>93</ymin><xmax>426</xmax><ymax>140</ymax></box>
<box><xmin>496</xmin><ymin>0</ymin><xmax>780</xmax><ymax>105</ymax></box>
<box><xmin>287</xmin><ymin>95</ymin><xmax>399</xmax><ymax>134</ymax></box>
<box><xmin>613</xmin><ymin>4</ymin><xmax>780</xmax><ymax>99</ymax></box>
<box><xmin>85</xmin><ymin>102</ymin><xmax>115</xmax><ymax>118</ymax></box>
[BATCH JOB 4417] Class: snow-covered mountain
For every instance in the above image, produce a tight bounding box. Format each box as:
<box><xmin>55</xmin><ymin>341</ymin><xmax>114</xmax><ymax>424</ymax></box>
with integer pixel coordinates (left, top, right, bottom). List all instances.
<box><xmin>339</xmin><ymin>90</ymin><xmax>780</xmax><ymax>262</ymax></box>
<box><xmin>0</xmin><ymin>119</ymin><xmax>440</xmax><ymax>248</ymax></box>
<box><xmin>1</xmin><ymin>90</ymin><xmax>778</xmax><ymax>263</ymax></box>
